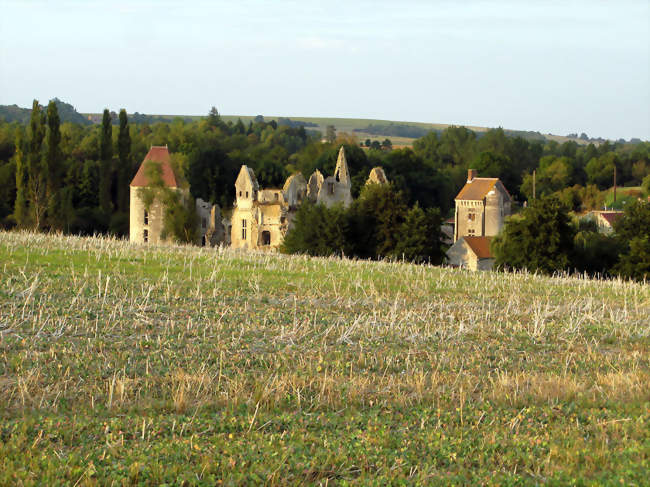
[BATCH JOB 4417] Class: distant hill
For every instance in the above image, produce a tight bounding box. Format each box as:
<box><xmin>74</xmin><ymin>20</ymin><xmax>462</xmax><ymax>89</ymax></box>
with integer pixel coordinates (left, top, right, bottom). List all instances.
<box><xmin>4</xmin><ymin>100</ymin><xmax>642</xmax><ymax>146</ymax></box>
<box><xmin>0</xmin><ymin>99</ymin><xmax>91</xmax><ymax>126</ymax></box>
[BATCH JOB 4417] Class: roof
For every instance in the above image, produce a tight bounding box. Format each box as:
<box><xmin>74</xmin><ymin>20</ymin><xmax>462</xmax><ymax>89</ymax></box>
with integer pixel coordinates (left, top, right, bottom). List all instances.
<box><xmin>455</xmin><ymin>178</ymin><xmax>500</xmax><ymax>201</ymax></box>
<box><xmin>598</xmin><ymin>212</ymin><xmax>623</xmax><ymax>226</ymax></box>
<box><xmin>130</xmin><ymin>146</ymin><xmax>178</xmax><ymax>188</ymax></box>
<box><xmin>463</xmin><ymin>236</ymin><xmax>493</xmax><ymax>259</ymax></box>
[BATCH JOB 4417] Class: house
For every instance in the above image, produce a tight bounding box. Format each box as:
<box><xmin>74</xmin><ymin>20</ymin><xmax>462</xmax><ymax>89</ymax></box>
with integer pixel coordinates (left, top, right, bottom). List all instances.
<box><xmin>454</xmin><ymin>169</ymin><xmax>511</xmax><ymax>242</ymax></box>
<box><xmin>307</xmin><ymin>146</ymin><xmax>353</xmax><ymax>208</ymax></box>
<box><xmin>582</xmin><ymin>210</ymin><xmax>623</xmax><ymax>234</ymax></box>
<box><xmin>230</xmin><ymin>166</ymin><xmax>307</xmax><ymax>250</ymax></box>
<box><xmin>130</xmin><ymin>146</ymin><xmax>222</xmax><ymax>245</ymax></box>
<box><xmin>446</xmin><ymin>236</ymin><xmax>495</xmax><ymax>271</ymax></box>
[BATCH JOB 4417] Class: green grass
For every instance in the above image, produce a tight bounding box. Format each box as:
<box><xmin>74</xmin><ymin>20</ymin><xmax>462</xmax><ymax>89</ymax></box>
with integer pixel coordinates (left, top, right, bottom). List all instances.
<box><xmin>602</xmin><ymin>186</ymin><xmax>645</xmax><ymax>210</ymax></box>
<box><xmin>1</xmin><ymin>231</ymin><xmax>648</xmax><ymax>485</ymax></box>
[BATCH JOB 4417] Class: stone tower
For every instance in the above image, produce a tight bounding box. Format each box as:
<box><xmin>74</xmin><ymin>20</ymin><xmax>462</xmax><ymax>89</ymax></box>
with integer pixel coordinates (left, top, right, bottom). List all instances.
<box><xmin>130</xmin><ymin>146</ymin><xmax>182</xmax><ymax>244</ymax></box>
<box><xmin>453</xmin><ymin>169</ymin><xmax>511</xmax><ymax>242</ymax></box>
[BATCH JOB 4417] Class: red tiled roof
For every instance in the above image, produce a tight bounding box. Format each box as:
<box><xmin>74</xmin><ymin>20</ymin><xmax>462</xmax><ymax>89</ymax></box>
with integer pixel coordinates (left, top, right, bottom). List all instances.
<box><xmin>463</xmin><ymin>236</ymin><xmax>493</xmax><ymax>259</ymax></box>
<box><xmin>455</xmin><ymin>178</ymin><xmax>499</xmax><ymax>200</ymax></box>
<box><xmin>599</xmin><ymin>212</ymin><xmax>623</xmax><ymax>226</ymax></box>
<box><xmin>130</xmin><ymin>146</ymin><xmax>178</xmax><ymax>188</ymax></box>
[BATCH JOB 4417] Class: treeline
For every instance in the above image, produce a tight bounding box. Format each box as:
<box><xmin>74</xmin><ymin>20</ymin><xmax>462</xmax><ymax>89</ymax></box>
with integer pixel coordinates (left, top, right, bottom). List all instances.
<box><xmin>493</xmin><ymin>197</ymin><xmax>649</xmax><ymax>281</ymax></box>
<box><xmin>0</xmin><ymin>98</ymin><xmax>648</xmax><ymax>246</ymax></box>
<box><xmin>355</xmin><ymin>123</ymin><xmax>431</xmax><ymax>139</ymax></box>
<box><xmin>282</xmin><ymin>183</ymin><xmax>444</xmax><ymax>263</ymax></box>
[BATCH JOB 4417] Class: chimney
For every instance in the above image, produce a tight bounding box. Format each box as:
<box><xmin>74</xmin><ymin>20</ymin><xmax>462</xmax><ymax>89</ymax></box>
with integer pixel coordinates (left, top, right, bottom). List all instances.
<box><xmin>467</xmin><ymin>169</ymin><xmax>477</xmax><ymax>182</ymax></box>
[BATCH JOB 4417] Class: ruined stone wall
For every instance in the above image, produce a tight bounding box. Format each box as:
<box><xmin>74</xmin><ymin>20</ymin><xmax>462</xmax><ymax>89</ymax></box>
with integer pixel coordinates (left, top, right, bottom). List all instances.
<box><xmin>316</xmin><ymin>176</ymin><xmax>352</xmax><ymax>208</ymax></box>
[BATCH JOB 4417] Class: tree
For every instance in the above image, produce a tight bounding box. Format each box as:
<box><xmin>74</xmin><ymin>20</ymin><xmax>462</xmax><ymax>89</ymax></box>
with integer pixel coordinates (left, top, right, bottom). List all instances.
<box><xmin>383</xmin><ymin>148</ymin><xmax>451</xmax><ymax>212</ymax></box>
<box><xmin>281</xmin><ymin>201</ymin><xmax>349</xmax><ymax>257</ymax></box>
<box><xmin>381</xmin><ymin>139</ymin><xmax>392</xmax><ymax>150</ymax></box>
<box><xmin>99</xmin><ymin>109</ymin><xmax>113</xmax><ymax>214</ymax></box>
<box><xmin>615</xmin><ymin>235</ymin><xmax>649</xmax><ymax>281</ymax></box>
<box><xmin>207</xmin><ymin>106</ymin><xmax>222</xmax><ymax>128</ymax></box>
<box><xmin>348</xmin><ymin>183</ymin><xmax>407</xmax><ymax>258</ymax></box>
<box><xmin>473</xmin><ymin>151</ymin><xmax>516</xmax><ymax>193</ymax></box>
<box><xmin>45</xmin><ymin>100</ymin><xmax>62</xmax><ymax>229</ymax></box>
<box><xmin>572</xmin><ymin>219</ymin><xmax>622</xmax><ymax>276</ymax></box>
<box><xmin>13</xmin><ymin>129</ymin><xmax>29</xmax><ymax>227</ymax></box>
<box><xmin>116</xmin><ymin>109</ymin><xmax>131</xmax><ymax>213</ymax></box>
<box><xmin>642</xmin><ymin>174</ymin><xmax>650</xmax><ymax>196</ymax></box>
<box><xmin>325</xmin><ymin>125</ymin><xmax>337</xmax><ymax>143</ymax></box>
<box><xmin>585</xmin><ymin>153</ymin><xmax>617</xmax><ymax>189</ymax></box>
<box><xmin>492</xmin><ymin>196</ymin><xmax>576</xmax><ymax>274</ymax></box>
<box><xmin>27</xmin><ymin>100</ymin><xmax>47</xmax><ymax>229</ymax></box>
<box><xmin>393</xmin><ymin>204</ymin><xmax>444</xmax><ymax>263</ymax></box>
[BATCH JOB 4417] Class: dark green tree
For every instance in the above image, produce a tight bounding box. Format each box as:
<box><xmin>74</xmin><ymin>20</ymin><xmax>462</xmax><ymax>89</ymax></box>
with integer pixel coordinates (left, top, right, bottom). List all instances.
<box><xmin>572</xmin><ymin>219</ymin><xmax>622</xmax><ymax>276</ymax></box>
<box><xmin>348</xmin><ymin>183</ymin><xmax>407</xmax><ymax>258</ymax></box>
<box><xmin>99</xmin><ymin>109</ymin><xmax>113</xmax><ymax>214</ymax></box>
<box><xmin>613</xmin><ymin>201</ymin><xmax>650</xmax><ymax>281</ymax></box>
<box><xmin>13</xmin><ymin>129</ymin><xmax>29</xmax><ymax>227</ymax></box>
<box><xmin>116</xmin><ymin>109</ymin><xmax>131</xmax><ymax>213</ymax></box>
<box><xmin>207</xmin><ymin>107</ymin><xmax>223</xmax><ymax>129</ymax></box>
<box><xmin>234</xmin><ymin>118</ymin><xmax>246</xmax><ymax>135</ymax></box>
<box><xmin>325</xmin><ymin>125</ymin><xmax>336</xmax><ymax>143</ymax></box>
<box><xmin>492</xmin><ymin>196</ymin><xmax>576</xmax><ymax>274</ymax></box>
<box><xmin>393</xmin><ymin>204</ymin><xmax>444</xmax><ymax>263</ymax></box>
<box><xmin>281</xmin><ymin>201</ymin><xmax>349</xmax><ymax>257</ymax></box>
<box><xmin>45</xmin><ymin>100</ymin><xmax>63</xmax><ymax>229</ymax></box>
<box><xmin>27</xmin><ymin>100</ymin><xmax>47</xmax><ymax>229</ymax></box>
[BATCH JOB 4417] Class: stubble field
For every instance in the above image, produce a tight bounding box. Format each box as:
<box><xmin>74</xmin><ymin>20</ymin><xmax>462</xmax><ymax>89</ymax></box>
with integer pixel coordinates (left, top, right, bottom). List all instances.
<box><xmin>0</xmin><ymin>231</ymin><xmax>648</xmax><ymax>485</ymax></box>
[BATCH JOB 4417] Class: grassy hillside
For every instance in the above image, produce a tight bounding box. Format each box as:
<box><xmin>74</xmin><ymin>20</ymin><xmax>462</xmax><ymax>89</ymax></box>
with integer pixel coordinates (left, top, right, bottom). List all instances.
<box><xmin>218</xmin><ymin>115</ymin><xmax>585</xmax><ymax>147</ymax></box>
<box><xmin>1</xmin><ymin>231</ymin><xmax>648</xmax><ymax>485</ymax></box>
<box><xmin>77</xmin><ymin>111</ymin><xmax>590</xmax><ymax>147</ymax></box>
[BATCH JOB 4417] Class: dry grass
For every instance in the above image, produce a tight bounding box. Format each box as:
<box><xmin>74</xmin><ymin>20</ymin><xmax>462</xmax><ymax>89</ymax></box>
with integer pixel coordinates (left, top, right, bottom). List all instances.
<box><xmin>0</xmin><ymin>230</ymin><xmax>648</xmax><ymax>485</ymax></box>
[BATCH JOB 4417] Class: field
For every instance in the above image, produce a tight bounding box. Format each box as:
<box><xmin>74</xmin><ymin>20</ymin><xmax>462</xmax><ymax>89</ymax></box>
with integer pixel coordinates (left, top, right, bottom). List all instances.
<box><xmin>219</xmin><ymin>115</ymin><xmax>586</xmax><ymax>147</ymax></box>
<box><xmin>602</xmin><ymin>186</ymin><xmax>644</xmax><ymax>210</ymax></box>
<box><xmin>81</xmin><ymin>110</ymin><xmax>587</xmax><ymax>147</ymax></box>
<box><xmin>0</xmin><ymin>231</ymin><xmax>648</xmax><ymax>485</ymax></box>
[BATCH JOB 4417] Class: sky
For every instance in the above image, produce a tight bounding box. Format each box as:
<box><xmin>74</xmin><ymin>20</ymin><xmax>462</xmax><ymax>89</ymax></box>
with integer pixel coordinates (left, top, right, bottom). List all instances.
<box><xmin>1</xmin><ymin>0</ymin><xmax>648</xmax><ymax>140</ymax></box>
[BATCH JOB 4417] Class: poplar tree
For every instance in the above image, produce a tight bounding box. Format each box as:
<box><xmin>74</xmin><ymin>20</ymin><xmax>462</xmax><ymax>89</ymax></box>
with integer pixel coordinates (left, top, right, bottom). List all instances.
<box><xmin>46</xmin><ymin>100</ymin><xmax>62</xmax><ymax>229</ymax></box>
<box><xmin>116</xmin><ymin>109</ymin><xmax>131</xmax><ymax>213</ymax></box>
<box><xmin>27</xmin><ymin>100</ymin><xmax>47</xmax><ymax>229</ymax></box>
<box><xmin>13</xmin><ymin>129</ymin><xmax>29</xmax><ymax>227</ymax></box>
<box><xmin>99</xmin><ymin>109</ymin><xmax>113</xmax><ymax>214</ymax></box>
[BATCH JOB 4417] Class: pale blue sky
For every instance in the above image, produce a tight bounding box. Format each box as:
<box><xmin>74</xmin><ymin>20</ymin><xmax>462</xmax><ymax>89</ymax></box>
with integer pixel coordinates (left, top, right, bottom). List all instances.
<box><xmin>1</xmin><ymin>0</ymin><xmax>648</xmax><ymax>139</ymax></box>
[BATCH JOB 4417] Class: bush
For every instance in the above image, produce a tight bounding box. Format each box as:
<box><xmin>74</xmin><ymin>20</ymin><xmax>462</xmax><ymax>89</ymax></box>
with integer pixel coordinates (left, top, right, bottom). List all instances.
<box><xmin>492</xmin><ymin>196</ymin><xmax>575</xmax><ymax>274</ymax></box>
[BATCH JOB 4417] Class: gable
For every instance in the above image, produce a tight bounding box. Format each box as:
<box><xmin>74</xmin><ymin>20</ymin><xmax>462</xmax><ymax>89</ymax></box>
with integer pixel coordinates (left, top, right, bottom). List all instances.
<box><xmin>235</xmin><ymin>165</ymin><xmax>259</xmax><ymax>192</ymax></box>
<box><xmin>130</xmin><ymin>146</ymin><xmax>178</xmax><ymax>188</ymax></box>
<box><xmin>463</xmin><ymin>236</ymin><xmax>493</xmax><ymax>259</ymax></box>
